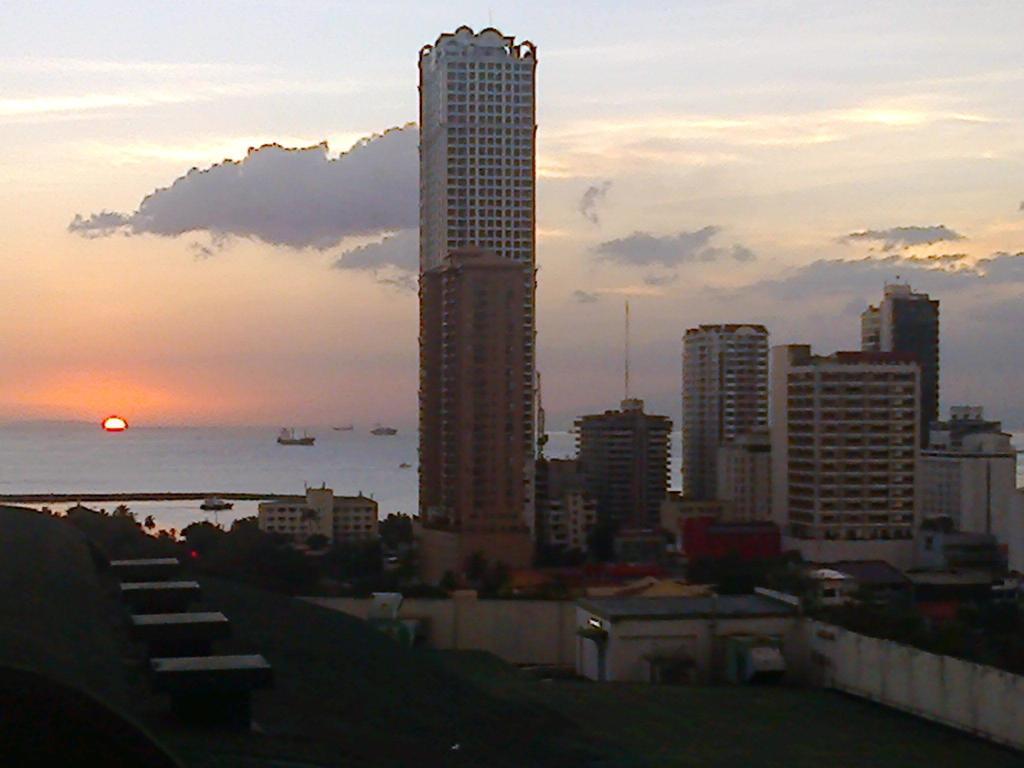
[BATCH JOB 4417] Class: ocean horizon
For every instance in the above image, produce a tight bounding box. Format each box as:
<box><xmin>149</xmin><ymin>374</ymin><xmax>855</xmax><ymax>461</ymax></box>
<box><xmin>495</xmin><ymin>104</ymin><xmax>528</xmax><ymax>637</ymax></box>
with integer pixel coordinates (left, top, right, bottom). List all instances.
<box><xmin>1</xmin><ymin>422</ymin><xmax>1018</xmax><ymax>535</ymax></box>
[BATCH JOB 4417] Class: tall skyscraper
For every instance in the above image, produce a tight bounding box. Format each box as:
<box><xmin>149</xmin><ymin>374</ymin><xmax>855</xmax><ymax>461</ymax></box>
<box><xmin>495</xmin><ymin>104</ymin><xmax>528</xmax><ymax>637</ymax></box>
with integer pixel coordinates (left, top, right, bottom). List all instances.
<box><xmin>862</xmin><ymin>283</ymin><xmax>939</xmax><ymax>446</ymax></box>
<box><xmin>576</xmin><ymin>399</ymin><xmax>672</xmax><ymax>531</ymax></box>
<box><xmin>682</xmin><ymin>324</ymin><xmax>769</xmax><ymax>499</ymax></box>
<box><xmin>770</xmin><ymin>345</ymin><xmax>919</xmax><ymax>567</ymax></box>
<box><xmin>417</xmin><ymin>27</ymin><xmax>537</xmax><ymax>581</ymax></box>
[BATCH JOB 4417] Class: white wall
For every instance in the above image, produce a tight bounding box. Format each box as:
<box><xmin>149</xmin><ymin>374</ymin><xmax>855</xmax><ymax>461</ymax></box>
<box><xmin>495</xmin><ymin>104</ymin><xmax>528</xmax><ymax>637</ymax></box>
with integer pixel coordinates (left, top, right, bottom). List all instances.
<box><xmin>805</xmin><ymin>620</ymin><xmax>1024</xmax><ymax>750</ymax></box>
<box><xmin>307</xmin><ymin>596</ymin><xmax>577</xmax><ymax>665</ymax></box>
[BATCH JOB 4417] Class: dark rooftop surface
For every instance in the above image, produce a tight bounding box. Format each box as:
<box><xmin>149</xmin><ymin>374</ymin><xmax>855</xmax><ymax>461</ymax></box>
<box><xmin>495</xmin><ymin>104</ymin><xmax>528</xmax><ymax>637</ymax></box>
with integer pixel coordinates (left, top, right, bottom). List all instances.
<box><xmin>131</xmin><ymin>612</ymin><xmax>228</xmax><ymax>627</ymax></box>
<box><xmin>829</xmin><ymin>560</ymin><xmax>910</xmax><ymax>586</ymax></box>
<box><xmin>579</xmin><ymin>594</ymin><xmax>799</xmax><ymax>621</ymax></box>
<box><xmin>151</xmin><ymin>655</ymin><xmax>270</xmax><ymax>673</ymax></box>
<box><xmin>120</xmin><ymin>581</ymin><xmax>200</xmax><ymax>592</ymax></box>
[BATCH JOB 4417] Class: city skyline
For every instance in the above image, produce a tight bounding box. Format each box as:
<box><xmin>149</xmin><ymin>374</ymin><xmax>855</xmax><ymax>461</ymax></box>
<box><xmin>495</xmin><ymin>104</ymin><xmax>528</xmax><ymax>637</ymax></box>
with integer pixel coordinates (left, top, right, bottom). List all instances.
<box><xmin>4</xmin><ymin>3</ymin><xmax>1024</xmax><ymax>426</ymax></box>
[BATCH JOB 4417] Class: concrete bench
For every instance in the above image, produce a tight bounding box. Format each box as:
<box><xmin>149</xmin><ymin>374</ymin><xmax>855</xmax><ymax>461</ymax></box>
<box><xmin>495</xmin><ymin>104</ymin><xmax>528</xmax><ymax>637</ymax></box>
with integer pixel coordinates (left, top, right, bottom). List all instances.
<box><xmin>150</xmin><ymin>655</ymin><xmax>273</xmax><ymax>729</ymax></box>
<box><xmin>120</xmin><ymin>581</ymin><xmax>200</xmax><ymax>614</ymax></box>
<box><xmin>130</xmin><ymin>612</ymin><xmax>230</xmax><ymax>657</ymax></box>
<box><xmin>110</xmin><ymin>557</ymin><xmax>180</xmax><ymax>582</ymax></box>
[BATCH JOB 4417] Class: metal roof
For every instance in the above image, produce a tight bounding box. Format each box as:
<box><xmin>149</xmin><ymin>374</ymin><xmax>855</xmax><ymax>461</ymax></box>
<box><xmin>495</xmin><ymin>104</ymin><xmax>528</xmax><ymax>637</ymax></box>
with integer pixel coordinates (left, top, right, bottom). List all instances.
<box><xmin>578</xmin><ymin>594</ymin><xmax>798</xmax><ymax>621</ymax></box>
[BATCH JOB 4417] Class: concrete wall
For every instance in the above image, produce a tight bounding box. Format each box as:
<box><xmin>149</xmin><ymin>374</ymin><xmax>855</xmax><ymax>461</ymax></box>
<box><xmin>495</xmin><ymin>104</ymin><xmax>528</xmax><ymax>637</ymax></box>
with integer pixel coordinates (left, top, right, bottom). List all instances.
<box><xmin>575</xmin><ymin>606</ymin><xmax>804</xmax><ymax>684</ymax></box>
<box><xmin>307</xmin><ymin>596</ymin><xmax>576</xmax><ymax>666</ymax></box>
<box><xmin>805</xmin><ymin>620</ymin><xmax>1024</xmax><ymax>750</ymax></box>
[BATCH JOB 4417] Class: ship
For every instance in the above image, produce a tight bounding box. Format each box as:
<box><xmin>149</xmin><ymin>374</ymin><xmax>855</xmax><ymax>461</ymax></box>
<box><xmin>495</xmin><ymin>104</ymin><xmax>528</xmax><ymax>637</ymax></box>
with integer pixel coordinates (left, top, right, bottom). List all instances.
<box><xmin>332</xmin><ymin>424</ymin><xmax>355</xmax><ymax>432</ymax></box>
<box><xmin>398</xmin><ymin>462</ymin><xmax>412</xmax><ymax>469</ymax></box>
<box><xmin>277</xmin><ymin>428</ymin><xmax>315</xmax><ymax>446</ymax></box>
<box><xmin>200</xmin><ymin>496</ymin><xmax>234</xmax><ymax>511</ymax></box>
<box><xmin>370</xmin><ymin>426</ymin><xmax>398</xmax><ymax>436</ymax></box>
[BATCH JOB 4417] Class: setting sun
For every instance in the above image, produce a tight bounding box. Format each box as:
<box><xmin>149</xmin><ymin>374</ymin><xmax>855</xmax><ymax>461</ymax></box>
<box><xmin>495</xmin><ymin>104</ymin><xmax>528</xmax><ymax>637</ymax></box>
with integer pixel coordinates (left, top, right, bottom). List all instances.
<box><xmin>102</xmin><ymin>416</ymin><xmax>128</xmax><ymax>432</ymax></box>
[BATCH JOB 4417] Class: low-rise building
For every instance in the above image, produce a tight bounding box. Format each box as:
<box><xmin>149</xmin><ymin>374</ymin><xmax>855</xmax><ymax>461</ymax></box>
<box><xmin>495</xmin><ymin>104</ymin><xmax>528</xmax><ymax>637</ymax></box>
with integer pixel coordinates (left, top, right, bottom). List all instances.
<box><xmin>575</xmin><ymin>592</ymin><xmax>800</xmax><ymax>683</ymax></box>
<box><xmin>681</xmin><ymin>518</ymin><xmax>781</xmax><ymax>562</ymax></box>
<box><xmin>659</xmin><ymin>493</ymin><xmax>728</xmax><ymax>553</ymax></box>
<box><xmin>258</xmin><ymin>486</ymin><xmax>379</xmax><ymax>547</ymax></box>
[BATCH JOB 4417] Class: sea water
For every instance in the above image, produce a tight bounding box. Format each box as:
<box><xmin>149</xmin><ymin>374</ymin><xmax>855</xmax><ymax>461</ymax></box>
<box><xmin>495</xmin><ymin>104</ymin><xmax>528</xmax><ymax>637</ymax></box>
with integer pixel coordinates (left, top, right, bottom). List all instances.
<box><xmin>0</xmin><ymin>422</ymin><xmax>1018</xmax><ymax>533</ymax></box>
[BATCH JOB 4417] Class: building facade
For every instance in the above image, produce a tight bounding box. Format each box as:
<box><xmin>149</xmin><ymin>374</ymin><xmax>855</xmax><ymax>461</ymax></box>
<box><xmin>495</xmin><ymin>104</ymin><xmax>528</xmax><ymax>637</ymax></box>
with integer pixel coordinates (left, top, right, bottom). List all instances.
<box><xmin>576</xmin><ymin>399</ymin><xmax>672</xmax><ymax>530</ymax></box>
<box><xmin>770</xmin><ymin>345</ymin><xmax>920</xmax><ymax>566</ymax></box>
<box><xmin>862</xmin><ymin>283</ymin><xmax>939</xmax><ymax>446</ymax></box>
<box><xmin>535</xmin><ymin>458</ymin><xmax>598</xmax><ymax>552</ymax></box>
<box><xmin>258</xmin><ymin>487</ymin><xmax>378</xmax><ymax>546</ymax></box>
<box><xmin>716</xmin><ymin>428</ymin><xmax>772</xmax><ymax>522</ymax></box>
<box><xmin>919</xmin><ymin>406</ymin><xmax>1017</xmax><ymax>541</ymax></box>
<box><xmin>682</xmin><ymin>325</ymin><xmax>769</xmax><ymax>499</ymax></box>
<box><xmin>419</xmin><ymin>249</ymin><xmax>534</xmax><ymax>577</ymax></box>
<box><xmin>417</xmin><ymin>26</ymin><xmax>538</xmax><ymax>580</ymax></box>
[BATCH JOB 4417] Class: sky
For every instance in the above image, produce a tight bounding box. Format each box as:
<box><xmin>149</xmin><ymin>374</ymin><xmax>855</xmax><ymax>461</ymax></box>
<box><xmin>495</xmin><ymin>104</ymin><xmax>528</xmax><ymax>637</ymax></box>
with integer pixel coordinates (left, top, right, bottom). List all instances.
<box><xmin>2</xmin><ymin>0</ymin><xmax>1024</xmax><ymax>428</ymax></box>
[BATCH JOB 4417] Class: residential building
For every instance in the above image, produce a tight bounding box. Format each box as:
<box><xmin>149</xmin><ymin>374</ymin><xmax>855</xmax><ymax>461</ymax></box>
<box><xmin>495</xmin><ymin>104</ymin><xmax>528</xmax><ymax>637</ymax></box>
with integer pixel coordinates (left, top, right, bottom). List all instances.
<box><xmin>862</xmin><ymin>283</ymin><xmax>939</xmax><ymax>445</ymax></box>
<box><xmin>258</xmin><ymin>487</ymin><xmax>378</xmax><ymax>546</ymax></box>
<box><xmin>770</xmin><ymin>345</ymin><xmax>919</xmax><ymax>567</ymax></box>
<box><xmin>418</xmin><ymin>248</ymin><xmax>534</xmax><ymax>581</ymax></box>
<box><xmin>919</xmin><ymin>406</ymin><xmax>1017</xmax><ymax>540</ymax></box>
<box><xmin>417</xmin><ymin>25</ymin><xmax>537</xmax><ymax>582</ymax></box>
<box><xmin>682</xmin><ymin>324</ymin><xmax>769</xmax><ymax>499</ymax></box>
<box><xmin>576</xmin><ymin>398</ymin><xmax>672</xmax><ymax>530</ymax></box>
<box><xmin>535</xmin><ymin>458</ymin><xmax>598</xmax><ymax>552</ymax></box>
<box><xmin>716</xmin><ymin>427</ymin><xmax>772</xmax><ymax>522</ymax></box>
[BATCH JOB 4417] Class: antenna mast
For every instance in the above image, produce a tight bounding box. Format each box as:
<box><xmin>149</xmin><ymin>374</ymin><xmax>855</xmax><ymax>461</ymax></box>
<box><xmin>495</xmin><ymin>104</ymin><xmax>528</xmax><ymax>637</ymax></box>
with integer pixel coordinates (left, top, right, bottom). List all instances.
<box><xmin>624</xmin><ymin>300</ymin><xmax>631</xmax><ymax>401</ymax></box>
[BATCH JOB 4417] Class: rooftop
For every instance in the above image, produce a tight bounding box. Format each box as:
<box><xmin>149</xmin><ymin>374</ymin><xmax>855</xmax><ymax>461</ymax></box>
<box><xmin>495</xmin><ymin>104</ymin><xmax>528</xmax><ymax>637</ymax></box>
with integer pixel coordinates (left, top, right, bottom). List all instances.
<box><xmin>578</xmin><ymin>593</ymin><xmax>798</xmax><ymax>621</ymax></box>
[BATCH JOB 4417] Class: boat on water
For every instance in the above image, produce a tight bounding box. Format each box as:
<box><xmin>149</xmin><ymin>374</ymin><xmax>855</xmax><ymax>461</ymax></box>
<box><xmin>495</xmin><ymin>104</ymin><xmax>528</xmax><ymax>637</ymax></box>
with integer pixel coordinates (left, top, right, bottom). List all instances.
<box><xmin>399</xmin><ymin>462</ymin><xmax>412</xmax><ymax>469</ymax></box>
<box><xmin>371</xmin><ymin>426</ymin><xmax>398</xmax><ymax>436</ymax></box>
<box><xmin>332</xmin><ymin>424</ymin><xmax>355</xmax><ymax>431</ymax></box>
<box><xmin>277</xmin><ymin>428</ymin><xmax>315</xmax><ymax>446</ymax></box>
<box><xmin>200</xmin><ymin>496</ymin><xmax>234</xmax><ymax>511</ymax></box>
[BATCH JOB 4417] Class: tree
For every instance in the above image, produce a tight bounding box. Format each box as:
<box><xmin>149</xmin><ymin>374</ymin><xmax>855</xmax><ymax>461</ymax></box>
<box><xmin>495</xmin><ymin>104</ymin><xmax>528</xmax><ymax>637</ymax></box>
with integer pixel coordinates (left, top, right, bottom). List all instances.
<box><xmin>143</xmin><ymin>515</ymin><xmax>156</xmax><ymax>531</ymax></box>
<box><xmin>307</xmin><ymin>534</ymin><xmax>330</xmax><ymax>551</ymax></box>
<box><xmin>112</xmin><ymin>504</ymin><xmax>136</xmax><ymax>523</ymax></box>
<box><xmin>380</xmin><ymin>513</ymin><xmax>414</xmax><ymax>550</ymax></box>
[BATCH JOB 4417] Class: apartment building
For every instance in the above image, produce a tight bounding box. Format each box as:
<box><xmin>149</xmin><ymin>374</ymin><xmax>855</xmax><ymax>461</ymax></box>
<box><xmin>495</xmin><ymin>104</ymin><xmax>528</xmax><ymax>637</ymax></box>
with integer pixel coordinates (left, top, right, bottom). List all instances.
<box><xmin>682</xmin><ymin>325</ymin><xmax>769</xmax><ymax>499</ymax></box>
<box><xmin>770</xmin><ymin>345</ymin><xmax>920</xmax><ymax>567</ymax></box>
<box><xmin>258</xmin><ymin>486</ymin><xmax>378</xmax><ymax>546</ymax></box>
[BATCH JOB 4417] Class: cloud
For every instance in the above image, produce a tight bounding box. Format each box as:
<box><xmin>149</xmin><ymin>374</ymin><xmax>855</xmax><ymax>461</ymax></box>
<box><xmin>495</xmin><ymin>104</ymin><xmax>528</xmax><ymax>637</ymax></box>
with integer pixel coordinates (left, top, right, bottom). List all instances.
<box><xmin>578</xmin><ymin>181</ymin><xmax>612</xmax><ymax>224</ymax></box>
<box><xmin>572</xmin><ymin>290</ymin><xmax>600</xmax><ymax>304</ymax></box>
<box><xmin>67</xmin><ymin>210</ymin><xmax>131</xmax><ymax>238</ymax></box>
<box><xmin>593</xmin><ymin>226</ymin><xmax>756</xmax><ymax>268</ymax></box>
<box><xmin>333</xmin><ymin>229</ymin><xmax>418</xmax><ymax>272</ymax></box>
<box><xmin>69</xmin><ymin>125</ymin><xmax>418</xmax><ymax>249</ymax></box>
<box><xmin>840</xmin><ymin>224</ymin><xmax>964</xmax><ymax>251</ymax></box>
<box><xmin>643</xmin><ymin>273</ymin><xmax>679</xmax><ymax>287</ymax></box>
<box><xmin>332</xmin><ymin>229</ymin><xmax>418</xmax><ymax>292</ymax></box>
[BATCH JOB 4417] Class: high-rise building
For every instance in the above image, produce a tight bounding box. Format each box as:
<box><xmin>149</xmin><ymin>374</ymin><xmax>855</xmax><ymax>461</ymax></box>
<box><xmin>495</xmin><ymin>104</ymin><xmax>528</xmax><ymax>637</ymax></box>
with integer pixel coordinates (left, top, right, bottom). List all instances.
<box><xmin>770</xmin><ymin>345</ymin><xmax>920</xmax><ymax>567</ymax></box>
<box><xmin>682</xmin><ymin>324</ymin><xmax>769</xmax><ymax>499</ymax></box>
<box><xmin>576</xmin><ymin>399</ymin><xmax>672</xmax><ymax>530</ymax></box>
<box><xmin>417</xmin><ymin>27</ymin><xmax>537</xmax><ymax>581</ymax></box>
<box><xmin>418</xmin><ymin>249</ymin><xmax>534</xmax><ymax>582</ymax></box>
<box><xmin>716</xmin><ymin>428</ymin><xmax>772</xmax><ymax>522</ymax></box>
<box><xmin>919</xmin><ymin>406</ymin><xmax>1017</xmax><ymax>538</ymax></box>
<box><xmin>862</xmin><ymin>283</ymin><xmax>939</xmax><ymax>446</ymax></box>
